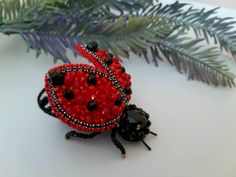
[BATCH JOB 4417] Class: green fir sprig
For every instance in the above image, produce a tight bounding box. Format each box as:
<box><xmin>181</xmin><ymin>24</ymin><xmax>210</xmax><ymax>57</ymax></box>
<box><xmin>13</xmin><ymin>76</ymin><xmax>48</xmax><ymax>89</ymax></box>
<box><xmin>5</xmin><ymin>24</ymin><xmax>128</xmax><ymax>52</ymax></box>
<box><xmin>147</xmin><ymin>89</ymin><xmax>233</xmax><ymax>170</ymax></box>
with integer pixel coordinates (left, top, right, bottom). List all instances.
<box><xmin>0</xmin><ymin>0</ymin><xmax>236</xmax><ymax>87</ymax></box>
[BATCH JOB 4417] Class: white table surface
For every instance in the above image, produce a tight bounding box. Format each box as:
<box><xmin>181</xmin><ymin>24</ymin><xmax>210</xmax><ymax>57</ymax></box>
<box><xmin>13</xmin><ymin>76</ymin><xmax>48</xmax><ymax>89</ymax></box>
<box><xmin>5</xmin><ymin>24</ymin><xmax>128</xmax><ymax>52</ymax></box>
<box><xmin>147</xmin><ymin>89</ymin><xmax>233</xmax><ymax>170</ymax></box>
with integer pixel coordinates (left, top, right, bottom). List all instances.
<box><xmin>0</xmin><ymin>1</ymin><xmax>236</xmax><ymax>177</ymax></box>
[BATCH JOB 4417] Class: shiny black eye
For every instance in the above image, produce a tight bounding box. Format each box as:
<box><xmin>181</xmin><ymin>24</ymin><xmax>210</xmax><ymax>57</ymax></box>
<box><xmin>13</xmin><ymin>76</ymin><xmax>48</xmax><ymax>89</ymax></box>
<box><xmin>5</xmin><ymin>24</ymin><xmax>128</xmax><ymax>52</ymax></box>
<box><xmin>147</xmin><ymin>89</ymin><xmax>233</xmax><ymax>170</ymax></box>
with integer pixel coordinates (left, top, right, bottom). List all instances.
<box><xmin>87</xmin><ymin>101</ymin><xmax>98</xmax><ymax>111</ymax></box>
<box><xmin>49</xmin><ymin>71</ymin><xmax>64</xmax><ymax>86</ymax></box>
<box><xmin>64</xmin><ymin>90</ymin><xmax>74</xmax><ymax>100</ymax></box>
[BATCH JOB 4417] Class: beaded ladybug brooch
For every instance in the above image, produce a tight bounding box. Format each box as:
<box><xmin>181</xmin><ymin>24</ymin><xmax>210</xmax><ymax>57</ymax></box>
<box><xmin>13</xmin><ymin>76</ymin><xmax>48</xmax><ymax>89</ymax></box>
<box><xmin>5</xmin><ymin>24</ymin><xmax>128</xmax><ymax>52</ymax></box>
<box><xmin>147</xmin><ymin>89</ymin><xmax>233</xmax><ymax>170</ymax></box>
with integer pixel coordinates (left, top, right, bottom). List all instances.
<box><xmin>37</xmin><ymin>42</ymin><xmax>157</xmax><ymax>157</ymax></box>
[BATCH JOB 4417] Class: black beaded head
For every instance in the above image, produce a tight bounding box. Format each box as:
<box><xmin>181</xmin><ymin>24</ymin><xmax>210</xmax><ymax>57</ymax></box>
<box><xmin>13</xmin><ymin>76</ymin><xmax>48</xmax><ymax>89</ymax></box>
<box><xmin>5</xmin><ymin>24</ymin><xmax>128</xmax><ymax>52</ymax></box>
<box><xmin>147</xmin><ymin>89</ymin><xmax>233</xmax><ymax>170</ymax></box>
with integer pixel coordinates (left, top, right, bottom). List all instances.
<box><xmin>117</xmin><ymin>105</ymin><xmax>155</xmax><ymax>142</ymax></box>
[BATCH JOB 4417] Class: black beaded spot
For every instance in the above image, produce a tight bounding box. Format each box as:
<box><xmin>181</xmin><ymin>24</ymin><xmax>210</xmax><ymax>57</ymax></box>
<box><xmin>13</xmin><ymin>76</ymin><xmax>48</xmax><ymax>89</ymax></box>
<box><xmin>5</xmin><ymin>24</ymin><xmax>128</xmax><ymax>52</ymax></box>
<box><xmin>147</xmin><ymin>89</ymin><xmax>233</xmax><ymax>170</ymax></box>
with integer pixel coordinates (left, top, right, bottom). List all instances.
<box><xmin>121</xmin><ymin>66</ymin><xmax>126</xmax><ymax>73</ymax></box>
<box><xmin>86</xmin><ymin>41</ymin><xmax>98</xmax><ymax>52</ymax></box>
<box><xmin>124</xmin><ymin>87</ymin><xmax>132</xmax><ymax>94</ymax></box>
<box><xmin>105</xmin><ymin>53</ymin><xmax>113</xmax><ymax>65</ymax></box>
<box><xmin>87</xmin><ymin>101</ymin><xmax>98</xmax><ymax>111</ymax></box>
<box><xmin>49</xmin><ymin>71</ymin><xmax>64</xmax><ymax>86</ymax></box>
<box><xmin>64</xmin><ymin>90</ymin><xmax>74</xmax><ymax>100</ymax></box>
<box><xmin>87</xmin><ymin>74</ymin><xmax>97</xmax><ymax>85</ymax></box>
<box><xmin>115</xmin><ymin>99</ymin><xmax>122</xmax><ymax>106</ymax></box>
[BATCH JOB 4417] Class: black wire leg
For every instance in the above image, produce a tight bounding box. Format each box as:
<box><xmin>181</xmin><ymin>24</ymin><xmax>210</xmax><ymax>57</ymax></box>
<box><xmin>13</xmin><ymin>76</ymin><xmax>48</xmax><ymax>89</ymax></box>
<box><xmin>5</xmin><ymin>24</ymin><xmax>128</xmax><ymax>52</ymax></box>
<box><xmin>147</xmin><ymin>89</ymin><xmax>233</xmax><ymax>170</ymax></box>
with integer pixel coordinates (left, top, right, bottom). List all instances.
<box><xmin>65</xmin><ymin>131</ymin><xmax>100</xmax><ymax>140</ymax></box>
<box><xmin>37</xmin><ymin>88</ymin><xmax>57</xmax><ymax>118</ymax></box>
<box><xmin>111</xmin><ymin>128</ymin><xmax>126</xmax><ymax>158</ymax></box>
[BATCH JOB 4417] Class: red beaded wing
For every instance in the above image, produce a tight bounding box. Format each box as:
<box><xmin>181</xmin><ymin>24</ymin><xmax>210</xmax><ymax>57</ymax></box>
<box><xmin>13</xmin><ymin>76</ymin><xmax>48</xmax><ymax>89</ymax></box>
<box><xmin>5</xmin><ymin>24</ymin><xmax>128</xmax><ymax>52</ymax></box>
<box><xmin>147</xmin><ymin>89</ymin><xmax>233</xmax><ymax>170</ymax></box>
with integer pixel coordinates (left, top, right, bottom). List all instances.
<box><xmin>45</xmin><ymin>44</ymin><xmax>132</xmax><ymax>132</ymax></box>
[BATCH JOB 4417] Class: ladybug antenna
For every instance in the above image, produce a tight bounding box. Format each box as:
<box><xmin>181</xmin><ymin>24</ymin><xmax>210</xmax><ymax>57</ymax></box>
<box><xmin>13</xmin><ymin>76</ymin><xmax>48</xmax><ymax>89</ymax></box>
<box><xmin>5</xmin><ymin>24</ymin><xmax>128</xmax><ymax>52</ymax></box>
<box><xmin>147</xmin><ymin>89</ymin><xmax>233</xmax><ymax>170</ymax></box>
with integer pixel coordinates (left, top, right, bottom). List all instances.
<box><xmin>149</xmin><ymin>131</ymin><xmax>158</xmax><ymax>136</ymax></box>
<box><xmin>141</xmin><ymin>140</ymin><xmax>151</xmax><ymax>151</ymax></box>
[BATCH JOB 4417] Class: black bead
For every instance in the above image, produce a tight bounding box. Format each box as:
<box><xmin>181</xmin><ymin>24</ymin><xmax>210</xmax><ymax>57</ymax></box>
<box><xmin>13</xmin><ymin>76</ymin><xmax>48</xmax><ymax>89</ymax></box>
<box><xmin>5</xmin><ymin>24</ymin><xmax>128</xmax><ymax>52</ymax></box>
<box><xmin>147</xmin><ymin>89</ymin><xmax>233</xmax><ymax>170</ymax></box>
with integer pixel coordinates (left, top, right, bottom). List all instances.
<box><xmin>49</xmin><ymin>71</ymin><xmax>64</xmax><ymax>86</ymax></box>
<box><xmin>115</xmin><ymin>99</ymin><xmax>122</xmax><ymax>106</ymax></box>
<box><xmin>146</xmin><ymin>120</ymin><xmax>151</xmax><ymax>127</ymax></box>
<box><xmin>86</xmin><ymin>41</ymin><xmax>98</xmax><ymax>52</ymax></box>
<box><xmin>125</xmin><ymin>104</ymin><xmax>136</xmax><ymax>111</ymax></box>
<box><xmin>87</xmin><ymin>74</ymin><xmax>97</xmax><ymax>85</ymax></box>
<box><xmin>87</xmin><ymin>101</ymin><xmax>98</xmax><ymax>111</ymax></box>
<box><xmin>124</xmin><ymin>87</ymin><xmax>132</xmax><ymax>94</ymax></box>
<box><xmin>105</xmin><ymin>53</ymin><xmax>113</xmax><ymax>65</ymax></box>
<box><xmin>144</xmin><ymin>128</ymin><xmax>150</xmax><ymax>135</ymax></box>
<box><xmin>129</xmin><ymin>104</ymin><xmax>137</xmax><ymax>109</ymax></box>
<box><xmin>64</xmin><ymin>90</ymin><xmax>74</xmax><ymax>100</ymax></box>
<box><xmin>121</xmin><ymin>66</ymin><xmax>126</xmax><ymax>73</ymax></box>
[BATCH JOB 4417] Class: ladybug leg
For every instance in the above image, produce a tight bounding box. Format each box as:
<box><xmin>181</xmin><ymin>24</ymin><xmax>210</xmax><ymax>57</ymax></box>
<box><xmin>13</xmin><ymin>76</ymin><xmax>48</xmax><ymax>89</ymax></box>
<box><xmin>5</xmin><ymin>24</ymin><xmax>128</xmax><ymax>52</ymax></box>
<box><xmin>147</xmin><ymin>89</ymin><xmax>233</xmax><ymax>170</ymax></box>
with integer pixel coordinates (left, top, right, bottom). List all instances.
<box><xmin>111</xmin><ymin>128</ymin><xmax>126</xmax><ymax>158</ymax></box>
<box><xmin>37</xmin><ymin>88</ymin><xmax>57</xmax><ymax>118</ymax></box>
<box><xmin>65</xmin><ymin>131</ymin><xmax>100</xmax><ymax>140</ymax></box>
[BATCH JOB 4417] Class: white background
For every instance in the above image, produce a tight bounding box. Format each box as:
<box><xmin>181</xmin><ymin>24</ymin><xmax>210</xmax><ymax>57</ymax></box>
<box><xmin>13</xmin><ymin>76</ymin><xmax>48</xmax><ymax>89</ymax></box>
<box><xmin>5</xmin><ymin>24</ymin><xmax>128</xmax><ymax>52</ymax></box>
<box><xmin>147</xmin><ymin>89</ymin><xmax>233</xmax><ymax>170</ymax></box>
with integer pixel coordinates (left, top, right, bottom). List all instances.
<box><xmin>0</xmin><ymin>1</ymin><xmax>236</xmax><ymax>177</ymax></box>
<box><xmin>188</xmin><ymin>0</ymin><xmax>236</xmax><ymax>9</ymax></box>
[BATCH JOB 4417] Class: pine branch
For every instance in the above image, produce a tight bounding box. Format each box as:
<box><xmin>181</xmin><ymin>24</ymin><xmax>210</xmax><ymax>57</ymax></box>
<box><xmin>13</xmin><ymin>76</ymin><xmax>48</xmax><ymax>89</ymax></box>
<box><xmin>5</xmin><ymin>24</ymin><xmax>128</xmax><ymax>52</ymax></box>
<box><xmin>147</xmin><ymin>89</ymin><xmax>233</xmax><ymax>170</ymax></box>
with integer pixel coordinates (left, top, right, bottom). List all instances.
<box><xmin>95</xmin><ymin>17</ymin><xmax>235</xmax><ymax>86</ymax></box>
<box><xmin>0</xmin><ymin>0</ymin><xmax>153</xmax><ymax>26</ymax></box>
<box><xmin>8</xmin><ymin>15</ymin><xmax>170</xmax><ymax>63</ymax></box>
<box><xmin>156</xmin><ymin>34</ymin><xmax>235</xmax><ymax>87</ymax></box>
<box><xmin>0</xmin><ymin>0</ymin><xmax>236</xmax><ymax>87</ymax></box>
<box><xmin>75</xmin><ymin>0</ymin><xmax>153</xmax><ymax>17</ymax></box>
<box><xmin>144</xmin><ymin>1</ymin><xmax>236</xmax><ymax>59</ymax></box>
<box><xmin>8</xmin><ymin>14</ymin><xmax>234</xmax><ymax>87</ymax></box>
<box><xmin>0</xmin><ymin>0</ymin><xmax>153</xmax><ymax>33</ymax></box>
<box><xmin>0</xmin><ymin>0</ymin><xmax>78</xmax><ymax>32</ymax></box>
<box><xmin>0</xmin><ymin>0</ymin><xmax>41</xmax><ymax>22</ymax></box>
